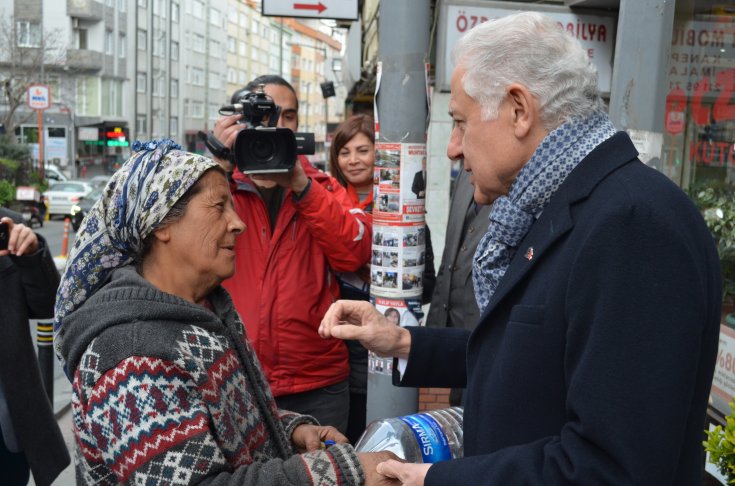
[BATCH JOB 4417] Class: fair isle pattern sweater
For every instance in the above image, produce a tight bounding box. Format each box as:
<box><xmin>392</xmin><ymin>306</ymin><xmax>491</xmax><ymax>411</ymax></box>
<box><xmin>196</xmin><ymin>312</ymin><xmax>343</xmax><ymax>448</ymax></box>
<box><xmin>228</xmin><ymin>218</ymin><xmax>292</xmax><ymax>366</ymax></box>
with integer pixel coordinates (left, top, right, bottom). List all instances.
<box><xmin>60</xmin><ymin>266</ymin><xmax>364</xmax><ymax>485</ymax></box>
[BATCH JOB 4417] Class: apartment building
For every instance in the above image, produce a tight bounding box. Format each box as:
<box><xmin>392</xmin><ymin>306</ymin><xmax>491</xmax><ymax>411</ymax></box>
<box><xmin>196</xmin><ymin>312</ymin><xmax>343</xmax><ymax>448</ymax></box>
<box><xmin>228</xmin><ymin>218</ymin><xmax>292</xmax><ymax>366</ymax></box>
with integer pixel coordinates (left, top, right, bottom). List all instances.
<box><xmin>0</xmin><ymin>0</ymin><xmax>345</xmax><ymax>177</ymax></box>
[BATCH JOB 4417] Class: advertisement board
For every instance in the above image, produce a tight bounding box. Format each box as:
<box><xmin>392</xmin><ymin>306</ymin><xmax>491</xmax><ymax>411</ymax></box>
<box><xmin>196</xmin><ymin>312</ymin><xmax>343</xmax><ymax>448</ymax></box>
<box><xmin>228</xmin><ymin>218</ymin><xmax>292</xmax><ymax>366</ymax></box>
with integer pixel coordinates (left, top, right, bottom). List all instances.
<box><xmin>436</xmin><ymin>1</ymin><xmax>617</xmax><ymax>93</ymax></box>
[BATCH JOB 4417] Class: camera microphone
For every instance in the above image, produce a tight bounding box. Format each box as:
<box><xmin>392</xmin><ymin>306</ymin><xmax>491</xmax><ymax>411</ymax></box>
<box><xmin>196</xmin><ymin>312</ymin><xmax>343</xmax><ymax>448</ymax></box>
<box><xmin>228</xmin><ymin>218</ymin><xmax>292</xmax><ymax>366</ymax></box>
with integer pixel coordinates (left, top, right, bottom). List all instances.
<box><xmin>219</xmin><ymin>104</ymin><xmax>244</xmax><ymax>117</ymax></box>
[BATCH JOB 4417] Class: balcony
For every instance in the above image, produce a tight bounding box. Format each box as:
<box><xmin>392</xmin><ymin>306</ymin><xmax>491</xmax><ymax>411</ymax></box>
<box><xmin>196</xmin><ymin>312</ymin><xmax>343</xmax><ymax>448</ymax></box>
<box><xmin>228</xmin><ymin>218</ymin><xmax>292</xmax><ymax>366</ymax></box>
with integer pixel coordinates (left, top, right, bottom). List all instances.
<box><xmin>67</xmin><ymin>0</ymin><xmax>103</xmax><ymax>21</ymax></box>
<box><xmin>65</xmin><ymin>49</ymin><xmax>104</xmax><ymax>72</ymax></box>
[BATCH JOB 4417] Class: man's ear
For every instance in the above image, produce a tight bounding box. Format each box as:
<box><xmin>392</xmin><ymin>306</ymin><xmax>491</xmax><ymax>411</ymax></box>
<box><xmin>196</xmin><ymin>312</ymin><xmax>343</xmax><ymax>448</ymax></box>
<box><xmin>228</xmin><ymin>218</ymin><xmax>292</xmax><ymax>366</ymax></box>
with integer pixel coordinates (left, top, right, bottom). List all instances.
<box><xmin>506</xmin><ymin>84</ymin><xmax>540</xmax><ymax>138</ymax></box>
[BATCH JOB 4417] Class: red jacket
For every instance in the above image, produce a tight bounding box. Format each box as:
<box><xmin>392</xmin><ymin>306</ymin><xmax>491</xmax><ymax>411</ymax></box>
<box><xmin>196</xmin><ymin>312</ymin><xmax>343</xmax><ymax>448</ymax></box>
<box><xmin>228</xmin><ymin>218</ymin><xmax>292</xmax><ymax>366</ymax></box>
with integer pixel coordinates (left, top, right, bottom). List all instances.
<box><xmin>223</xmin><ymin>158</ymin><xmax>372</xmax><ymax>397</ymax></box>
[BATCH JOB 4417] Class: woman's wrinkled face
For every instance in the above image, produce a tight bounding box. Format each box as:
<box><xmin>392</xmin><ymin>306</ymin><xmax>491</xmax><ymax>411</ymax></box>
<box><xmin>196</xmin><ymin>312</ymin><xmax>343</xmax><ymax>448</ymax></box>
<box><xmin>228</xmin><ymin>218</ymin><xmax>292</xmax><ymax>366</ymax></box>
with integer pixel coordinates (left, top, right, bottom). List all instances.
<box><xmin>337</xmin><ymin>133</ymin><xmax>375</xmax><ymax>189</ymax></box>
<box><xmin>166</xmin><ymin>170</ymin><xmax>245</xmax><ymax>284</ymax></box>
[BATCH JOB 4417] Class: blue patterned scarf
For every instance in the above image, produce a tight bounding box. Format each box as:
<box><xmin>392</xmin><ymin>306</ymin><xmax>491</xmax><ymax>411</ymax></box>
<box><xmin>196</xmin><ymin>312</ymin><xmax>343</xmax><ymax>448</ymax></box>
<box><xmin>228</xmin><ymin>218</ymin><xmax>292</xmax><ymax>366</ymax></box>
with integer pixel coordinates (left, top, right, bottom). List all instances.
<box><xmin>54</xmin><ymin>139</ymin><xmax>218</xmax><ymax>373</ymax></box>
<box><xmin>472</xmin><ymin>112</ymin><xmax>617</xmax><ymax>314</ymax></box>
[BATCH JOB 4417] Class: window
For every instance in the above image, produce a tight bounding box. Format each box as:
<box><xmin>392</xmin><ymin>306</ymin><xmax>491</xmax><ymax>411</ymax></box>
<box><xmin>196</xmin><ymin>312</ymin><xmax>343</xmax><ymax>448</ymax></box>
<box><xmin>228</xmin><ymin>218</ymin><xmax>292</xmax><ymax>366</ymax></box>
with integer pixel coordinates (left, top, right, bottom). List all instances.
<box><xmin>193</xmin><ymin>33</ymin><xmax>205</xmax><ymax>53</ymax></box>
<box><xmin>227</xmin><ymin>67</ymin><xmax>236</xmax><ymax>83</ymax></box>
<box><xmin>106</xmin><ymin>0</ymin><xmax>114</xmax><ymax>7</ymax></box>
<box><xmin>105</xmin><ymin>30</ymin><xmax>114</xmax><ymax>55</ymax></box>
<box><xmin>208</xmin><ymin>72</ymin><xmax>221</xmax><ymax>90</ymax></box>
<box><xmin>239</xmin><ymin>12</ymin><xmax>247</xmax><ymax>28</ymax></box>
<box><xmin>153</xmin><ymin>34</ymin><xmax>165</xmax><ymax>57</ymax></box>
<box><xmin>136</xmin><ymin>115</ymin><xmax>147</xmax><ymax>135</ymax></box>
<box><xmin>251</xmin><ymin>18</ymin><xmax>258</xmax><ymax>32</ymax></box>
<box><xmin>138</xmin><ymin>0</ymin><xmax>147</xmax><ymax>7</ymax></box>
<box><xmin>117</xmin><ymin>0</ymin><xmax>126</xmax><ymax>12</ymax></box>
<box><xmin>192</xmin><ymin>0</ymin><xmax>204</xmax><ymax>19</ymax></box>
<box><xmin>190</xmin><ymin>100</ymin><xmax>204</xmax><ymax>118</ymax></box>
<box><xmin>118</xmin><ymin>33</ymin><xmax>126</xmax><ymax>58</ymax></box>
<box><xmin>137</xmin><ymin>73</ymin><xmax>146</xmax><ymax>93</ymax></box>
<box><xmin>171</xmin><ymin>2</ymin><xmax>179</xmax><ymax>22</ymax></box>
<box><xmin>228</xmin><ymin>36</ymin><xmax>236</xmax><ymax>54</ymax></box>
<box><xmin>228</xmin><ymin>7</ymin><xmax>238</xmax><ymax>24</ymax></box>
<box><xmin>16</xmin><ymin>21</ymin><xmax>41</xmax><ymax>48</ymax></box>
<box><xmin>76</xmin><ymin>28</ymin><xmax>88</xmax><ymax>49</ymax></box>
<box><xmin>137</xmin><ymin>29</ymin><xmax>147</xmax><ymax>50</ymax></box>
<box><xmin>170</xmin><ymin>117</ymin><xmax>178</xmax><ymax>137</ymax></box>
<box><xmin>170</xmin><ymin>78</ymin><xmax>178</xmax><ymax>97</ymax></box>
<box><xmin>153</xmin><ymin>0</ymin><xmax>165</xmax><ymax>18</ymax></box>
<box><xmin>209</xmin><ymin>40</ymin><xmax>220</xmax><ymax>58</ymax></box>
<box><xmin>251</xmin><ymin>46</ymin><xmax>258</xmax><ymax>61</ymax></box>
<box><xmin>190</xmin><ymin>67</ymin><xmax>204</xmax><ymax>86</ymax></box>
<box><xmin>238</xmin><ymin>40</ymin><xmax>246</xmax><ymax>56</ymax></box>
<box><xmin>238</xmin><ymin>70</ymin><xmax>247</xmax><ymax>84</ymax></box>
<box><xmin>152</xmin><ymin>75</ymin><xmax>164</xmax><ymax>96</ymax></box>
<box><xmin>210</xmin><ymin>8</ymin><xmax>221</xmax><ymax>27</ymax></box>
<box><xmin>171</xmin><ymin>40</ymin><xmax>179</xmax><ymax>60</ymax></box>
<box><xmin>208</xmin><ymin>103</ymin><xmax>219</xmax><ymax>120</ymax></box>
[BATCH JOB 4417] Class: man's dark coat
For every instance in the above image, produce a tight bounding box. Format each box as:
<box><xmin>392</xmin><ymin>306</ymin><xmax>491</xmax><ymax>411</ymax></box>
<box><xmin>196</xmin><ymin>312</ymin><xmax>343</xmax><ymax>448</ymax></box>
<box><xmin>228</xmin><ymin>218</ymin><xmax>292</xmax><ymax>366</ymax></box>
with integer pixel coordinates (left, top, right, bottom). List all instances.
<box><xmin>398</xmin><ymin>133</ymin><xmax>721</xmax><ymax>484</ymax></box>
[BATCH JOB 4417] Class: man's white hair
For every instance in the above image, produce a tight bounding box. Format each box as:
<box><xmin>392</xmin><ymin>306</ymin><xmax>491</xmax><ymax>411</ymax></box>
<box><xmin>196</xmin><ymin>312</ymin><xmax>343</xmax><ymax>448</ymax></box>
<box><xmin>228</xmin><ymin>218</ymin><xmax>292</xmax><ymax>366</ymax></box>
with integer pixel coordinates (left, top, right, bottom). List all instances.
<box><xmin>451</xmin><ymin>11</ymin><xmax>606</xmax><ymax>130</ymax></box>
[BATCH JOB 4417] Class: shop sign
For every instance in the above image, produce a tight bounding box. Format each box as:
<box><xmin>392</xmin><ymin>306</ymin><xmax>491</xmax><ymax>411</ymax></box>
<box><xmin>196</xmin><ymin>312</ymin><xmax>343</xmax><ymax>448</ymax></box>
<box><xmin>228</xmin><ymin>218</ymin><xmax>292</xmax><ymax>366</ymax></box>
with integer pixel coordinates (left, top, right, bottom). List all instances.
<box><xmin>668</xmin><ymin>19</ymin><xmax>735</xmax><ymax>97</ymax></box>
<box><xmin>26</xmin><ymin>84</ymin><xmax>51</xmax><ymax>110</ymax></box>
<box><xmin>436</xmin><ymin>1</ymin><xmax>616</xmax><ymax>92</ymax></box>
<box><xmin>710</xmin><ymin>322</ymin><xmax>735</xmax><ymax>418</ymax></box>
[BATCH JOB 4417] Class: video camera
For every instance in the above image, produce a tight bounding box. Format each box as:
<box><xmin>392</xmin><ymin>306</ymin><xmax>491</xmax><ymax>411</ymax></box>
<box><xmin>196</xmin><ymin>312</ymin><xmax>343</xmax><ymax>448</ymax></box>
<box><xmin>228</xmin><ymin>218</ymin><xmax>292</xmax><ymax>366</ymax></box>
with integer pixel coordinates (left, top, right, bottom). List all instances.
<box><xmin>215</xmin><ymin>84</ymin><xmax>315</xmax><ymax>174</ymax></box>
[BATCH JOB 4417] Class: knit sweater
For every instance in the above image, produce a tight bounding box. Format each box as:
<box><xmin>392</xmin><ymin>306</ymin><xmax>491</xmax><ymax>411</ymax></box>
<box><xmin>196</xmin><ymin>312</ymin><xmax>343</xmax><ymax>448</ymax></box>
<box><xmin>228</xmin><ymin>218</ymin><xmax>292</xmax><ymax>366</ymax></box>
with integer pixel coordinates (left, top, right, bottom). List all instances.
<box><xmin>57</xmin><ymin>266</ymin><xmax>364</xmax><ymax>485</ymax></box>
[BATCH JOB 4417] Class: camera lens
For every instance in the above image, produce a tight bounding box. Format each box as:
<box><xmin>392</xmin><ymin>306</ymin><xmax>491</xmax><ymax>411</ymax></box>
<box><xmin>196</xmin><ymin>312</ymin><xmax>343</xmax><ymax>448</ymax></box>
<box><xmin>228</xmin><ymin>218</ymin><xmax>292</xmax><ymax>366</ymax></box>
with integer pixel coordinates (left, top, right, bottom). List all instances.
<box><xmin>251</xmin><ymin>136</ymin><xmax>276</xmax><ymax>161</ymax></box>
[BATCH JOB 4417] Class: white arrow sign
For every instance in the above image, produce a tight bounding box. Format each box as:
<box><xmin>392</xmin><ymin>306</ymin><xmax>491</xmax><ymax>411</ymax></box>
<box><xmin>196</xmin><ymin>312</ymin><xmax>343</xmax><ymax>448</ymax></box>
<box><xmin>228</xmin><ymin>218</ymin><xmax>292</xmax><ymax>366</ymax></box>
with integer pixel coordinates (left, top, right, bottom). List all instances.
<box><xmin>262</xmin><ymin>0</ymin><xmax>358</xmax><ymax>20</ymax></box>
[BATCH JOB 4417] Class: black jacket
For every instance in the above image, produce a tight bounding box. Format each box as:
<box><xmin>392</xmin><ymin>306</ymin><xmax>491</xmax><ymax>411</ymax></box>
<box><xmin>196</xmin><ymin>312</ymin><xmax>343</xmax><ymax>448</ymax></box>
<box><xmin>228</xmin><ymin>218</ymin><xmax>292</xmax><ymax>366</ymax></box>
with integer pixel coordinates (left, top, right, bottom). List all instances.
<box><xmin>0</xmin><ymin>207</ymin><xmax>70</xmax><ymax>485</ymax></box>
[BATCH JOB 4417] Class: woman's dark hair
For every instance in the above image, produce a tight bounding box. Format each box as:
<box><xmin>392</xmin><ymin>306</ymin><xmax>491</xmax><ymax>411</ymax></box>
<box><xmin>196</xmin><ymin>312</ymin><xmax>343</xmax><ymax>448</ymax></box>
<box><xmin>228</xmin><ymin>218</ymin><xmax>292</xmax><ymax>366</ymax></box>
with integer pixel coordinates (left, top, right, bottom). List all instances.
<box><xmin>134</xmin><ymin>166</ymin><xmax>225</xmax><ymax>270</ymax></box>
<box><xmin>328</xmin><ymin>114</ymin><xmax>375</xmax><ymax>188</ymax></box>
<box><xmin>230</xmin><ymin>75</ymin><xmax>299</xmax><ymax>112</ymax></box>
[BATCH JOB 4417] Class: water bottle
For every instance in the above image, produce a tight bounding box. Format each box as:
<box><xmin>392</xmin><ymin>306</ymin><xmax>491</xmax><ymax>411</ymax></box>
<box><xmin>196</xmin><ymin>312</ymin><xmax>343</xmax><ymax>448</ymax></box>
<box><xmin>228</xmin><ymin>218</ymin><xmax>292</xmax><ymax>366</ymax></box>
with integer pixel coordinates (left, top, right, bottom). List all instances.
<box><xmin>354</xmin><ymin>407</ymin><xmax>463</xmax><ymax>463</ymax></box>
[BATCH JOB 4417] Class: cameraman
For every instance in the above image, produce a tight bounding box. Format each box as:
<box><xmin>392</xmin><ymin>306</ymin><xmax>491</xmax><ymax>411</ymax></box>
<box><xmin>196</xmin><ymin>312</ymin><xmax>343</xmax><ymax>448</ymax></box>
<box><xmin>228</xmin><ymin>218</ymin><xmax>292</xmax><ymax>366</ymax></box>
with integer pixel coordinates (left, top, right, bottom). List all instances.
<box><xmin>210</xmin><ymin>75</ymin><xmax>371</xmax><ymax>434</ymax></box>
<box><xmin>0</xmin><ymin>208</ymin><xmax>70</xmax><ymax>485</ymax></box>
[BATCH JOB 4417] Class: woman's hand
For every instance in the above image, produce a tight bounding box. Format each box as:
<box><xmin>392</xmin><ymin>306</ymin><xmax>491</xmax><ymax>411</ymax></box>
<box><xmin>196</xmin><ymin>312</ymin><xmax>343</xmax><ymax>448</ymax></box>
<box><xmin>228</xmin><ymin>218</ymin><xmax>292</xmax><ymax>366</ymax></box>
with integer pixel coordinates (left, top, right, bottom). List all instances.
<box><xmin>0</xmin><ymin>217</ymin><xmax>39</xmax><ymax>257</ymax></box>
<box><xmin>291</xmin><ymin>424</ymin><xmax>348</xmax><ymax>452</ymax></box>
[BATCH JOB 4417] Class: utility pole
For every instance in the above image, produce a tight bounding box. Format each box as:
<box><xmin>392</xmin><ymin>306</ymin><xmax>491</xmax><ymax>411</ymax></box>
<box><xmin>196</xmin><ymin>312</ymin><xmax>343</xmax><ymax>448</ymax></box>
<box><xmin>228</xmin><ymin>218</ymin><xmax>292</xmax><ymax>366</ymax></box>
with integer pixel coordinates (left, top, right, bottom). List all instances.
<box><xmin>367</xmin><ymin>0</ymin><xmax>431</xmax><ymax>423</ymax></box>
<box><xmin>608</xmin><ymin>0</ymin><xmax>675</xmax><ymax>175</ymax></box>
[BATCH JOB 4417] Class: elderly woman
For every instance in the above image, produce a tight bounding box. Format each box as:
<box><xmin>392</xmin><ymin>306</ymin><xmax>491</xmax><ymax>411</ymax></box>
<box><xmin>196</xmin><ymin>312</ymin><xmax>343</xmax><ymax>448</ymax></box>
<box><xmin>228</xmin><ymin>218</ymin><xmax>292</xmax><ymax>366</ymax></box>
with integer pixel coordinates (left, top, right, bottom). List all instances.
<box><xmin>53</xmin><ymin>140</ymin><xmax>395</xmax><ymax>485</ymax></box>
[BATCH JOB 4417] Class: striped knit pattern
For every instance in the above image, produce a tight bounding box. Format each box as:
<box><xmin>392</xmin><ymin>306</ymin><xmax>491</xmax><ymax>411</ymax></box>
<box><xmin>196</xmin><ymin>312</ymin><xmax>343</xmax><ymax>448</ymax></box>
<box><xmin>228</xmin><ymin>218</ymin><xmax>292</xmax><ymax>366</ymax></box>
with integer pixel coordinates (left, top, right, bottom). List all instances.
<box><xmin>72</xmin><ymin>324</ymin><xmax>356</xmax><ymax>485</ymax></box>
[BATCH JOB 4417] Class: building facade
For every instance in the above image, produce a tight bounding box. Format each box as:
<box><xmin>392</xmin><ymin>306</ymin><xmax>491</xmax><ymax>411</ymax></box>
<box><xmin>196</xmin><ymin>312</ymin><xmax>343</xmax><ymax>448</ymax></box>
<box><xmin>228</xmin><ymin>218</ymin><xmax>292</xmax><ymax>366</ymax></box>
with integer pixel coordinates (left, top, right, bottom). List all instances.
<box><xmin>0</xmin><ymin>0</ymin><xmax>345</xmax><ymax>177</ymax></box>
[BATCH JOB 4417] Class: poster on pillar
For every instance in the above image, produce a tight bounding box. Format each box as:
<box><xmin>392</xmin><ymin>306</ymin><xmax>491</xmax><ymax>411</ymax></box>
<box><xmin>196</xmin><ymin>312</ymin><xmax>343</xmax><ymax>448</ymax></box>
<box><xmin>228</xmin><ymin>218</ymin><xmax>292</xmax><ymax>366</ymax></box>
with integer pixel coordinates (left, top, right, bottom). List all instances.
<box><xmin>368</xmin><ymin>297</ymin><xmax>425</xmax><ymax>376</ymax></box>
<box><xmin>374</xmin><ymin>142</ymin><xmax>426</xmax><ymax>223</ymax></box>
<box><xmin>370</xmin><ymin>222</ymin><xmax>427</xmax><ymax>299</ymax></box>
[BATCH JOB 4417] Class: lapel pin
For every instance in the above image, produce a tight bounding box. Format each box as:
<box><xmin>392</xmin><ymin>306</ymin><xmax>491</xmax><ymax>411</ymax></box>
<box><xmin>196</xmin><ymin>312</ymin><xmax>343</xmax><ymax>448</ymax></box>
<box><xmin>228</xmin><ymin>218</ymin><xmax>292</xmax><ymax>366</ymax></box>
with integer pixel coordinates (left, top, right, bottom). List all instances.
<box><xmin>524</xmin><ymin>247</ymin><xmax>534</xmax><ymax>261</ymax></box>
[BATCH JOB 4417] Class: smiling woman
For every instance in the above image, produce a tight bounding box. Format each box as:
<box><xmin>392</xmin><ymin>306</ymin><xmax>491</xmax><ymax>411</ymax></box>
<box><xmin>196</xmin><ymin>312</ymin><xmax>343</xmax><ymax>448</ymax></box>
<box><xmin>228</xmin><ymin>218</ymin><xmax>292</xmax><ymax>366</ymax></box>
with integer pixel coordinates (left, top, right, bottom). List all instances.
<box><xmin>53</xmin><ymin>140</ymin><xmax>384</xmax><ymax>485</ymax></box>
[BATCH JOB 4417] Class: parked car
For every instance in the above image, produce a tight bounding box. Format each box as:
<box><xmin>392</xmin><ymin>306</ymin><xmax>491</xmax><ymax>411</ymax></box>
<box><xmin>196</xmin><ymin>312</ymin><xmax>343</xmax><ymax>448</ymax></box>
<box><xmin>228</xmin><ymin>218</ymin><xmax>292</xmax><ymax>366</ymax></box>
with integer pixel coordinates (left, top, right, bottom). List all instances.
<box><xmin>44</xmin><ymin>163</ymin><xmax>69</xmax><ymax>185</ymax></box>
<box><xmin>70</xmin><ymin>188</ymin><xmax>103</xmax><ymax>231</ymax></box>
<box><xmin>89</xmin><ymin>175</ymin><xmax>111</xmax><ymax>189</ymax></box>
<box><xmin>43</xmin><ymin>180</ymin><xmax>95</xmax><ymax>218</ymax></box>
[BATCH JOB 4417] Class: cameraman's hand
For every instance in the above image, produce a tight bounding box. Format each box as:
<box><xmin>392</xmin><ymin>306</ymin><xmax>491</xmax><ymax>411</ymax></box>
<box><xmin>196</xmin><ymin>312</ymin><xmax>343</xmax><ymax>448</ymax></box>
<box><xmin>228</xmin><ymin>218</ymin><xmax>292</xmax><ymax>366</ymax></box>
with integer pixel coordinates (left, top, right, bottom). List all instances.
<box><xmin>251</xmin><ymin>159</ymin><xmax>310</xmax><ymax>196</ymax></box>
<box><xmin>0</xmin><ymin>217</ymin><xmax>39</xmax><ymax>257</ymax></box>
<box><xmin>212</xmin><ymin>114</ymin><xmax>243</xmax><ymax>171</ymax></box>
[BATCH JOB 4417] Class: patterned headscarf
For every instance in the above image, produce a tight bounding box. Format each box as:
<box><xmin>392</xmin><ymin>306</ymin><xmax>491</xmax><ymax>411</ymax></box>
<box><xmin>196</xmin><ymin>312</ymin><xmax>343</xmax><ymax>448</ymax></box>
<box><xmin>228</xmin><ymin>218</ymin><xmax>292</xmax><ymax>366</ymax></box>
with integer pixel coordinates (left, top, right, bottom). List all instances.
<box><xmin>472</xmin><ymin>112</ymin><xmax>617</xmax><ymax>314</ymax></box>
<box><xmin>53</xmin><ymin>139</ymin><xmax>218</xmax><ymax>370</ymax></box>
